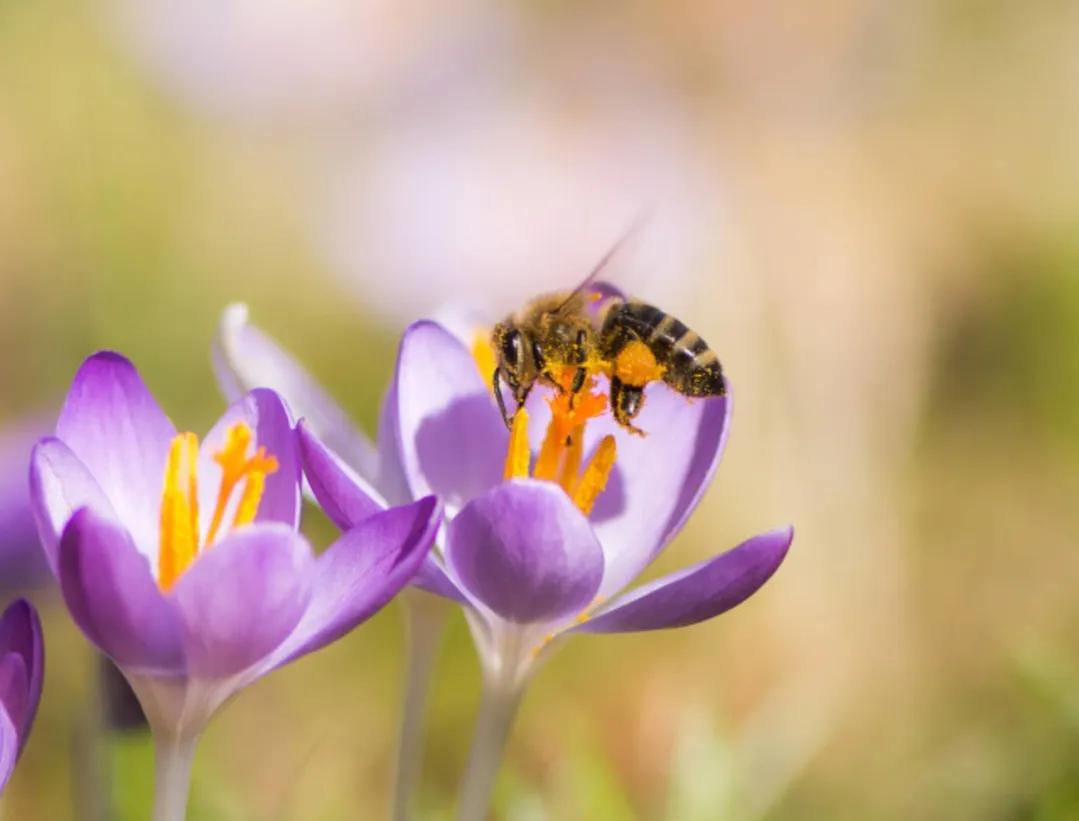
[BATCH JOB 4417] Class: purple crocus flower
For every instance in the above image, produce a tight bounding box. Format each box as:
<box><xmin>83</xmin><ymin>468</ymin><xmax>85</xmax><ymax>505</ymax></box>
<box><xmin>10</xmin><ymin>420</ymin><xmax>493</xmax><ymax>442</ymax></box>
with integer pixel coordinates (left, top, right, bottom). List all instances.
<box><xmin>309</xmin><ymin>318</ymin><xmax>791</xmax><ymax>649</ymax></box>
<box><xmin>0</xmin><ymin>599</ymin><xmax>43</xmax><ymax>794</ymax></box>
<box><xmin>297</xmin><ymin>319</ymin><xmax>792</xmax><ymax>817</ymax></box>
<box><xmin>28</xmin><ymin>352</ymin><xmax>440</xmax><ymax>820</ymax></box>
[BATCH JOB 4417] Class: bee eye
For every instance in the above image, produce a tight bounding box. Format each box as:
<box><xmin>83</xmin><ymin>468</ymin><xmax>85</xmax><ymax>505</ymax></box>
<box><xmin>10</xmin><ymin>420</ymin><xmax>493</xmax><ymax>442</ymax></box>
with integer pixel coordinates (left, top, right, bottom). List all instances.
<box><xmin>501</xmin><ymin>329</ymin><xmax>522</xmax><ymax>368</ymax></box>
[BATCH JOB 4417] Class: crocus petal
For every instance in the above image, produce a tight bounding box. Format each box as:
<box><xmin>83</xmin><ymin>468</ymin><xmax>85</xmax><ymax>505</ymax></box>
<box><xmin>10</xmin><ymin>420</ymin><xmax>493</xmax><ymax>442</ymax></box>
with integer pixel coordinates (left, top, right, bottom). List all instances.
<box><xmin>447</xmin><ymin>480</ymin><xmax>604</xmax><ymax>624</ymax></box>
<box><xmin>574</xmin><ymin>527</ymin><xmax>792</xmax><ymax>634</ymax></box>
<box><xmin>213</xmin><ymin>304</ymin><xmax>380</xmax><ymax>481</ymax></box>
<box><xmin>0</xmin><ymin>600</ymin><xmax>43</xmax><ymax>752</ymax></box>
<box><xmin>197</xmin><ymin>388</ymin><xmax>301</xmax><ymax>534</ymax></box>
<box><xmin>0</xmin><ymin>707</ymin><xmax>16</xmax><ymax>792</ymax></box>
<box><xmin>59</xmin><ymin>508</ymin><xmax>184</xmax><ymax>675</ymax></box>
<box><xmin>265</xmin><ymin>497</ymin><xmax>441</xmax><ymax>670</ymax></box>
<box><xmin>300</xmin><ymin>422</ymin><xmax>466</xmax><ymax>603</ymax></box>
<box><xmin>0</xmin><ymin>423</ymin><xmax>50</xmax><ymax>585</ymax></box>
<box><xmin>55</xmin><ymin>352</ymin><xmax>176</xmax><ymax>557</ymax></box>
<box><xmin>29</xmin><ymin>438</ymin><xmax>119</xmax><ymax>572</ymax></box>
<box><xmin>374</xmin><ymin>370</ymin><xmax>413</xmax><ymax>507</ymax></box>
<box><xmin>298</xmin><ymin>421</ymin><xmax>386</xmax><ymax>529</ymax></box>
<box><xmin>412</xmin><ymin>557</ymin><xmax>470</xmax><ymax>604</ymax></box>
<box><xmin>392</xmin><ymin>321</ymin><xmax>506</xmax><ymax>513</ymax></box>
<box><xmin>589</xmin><ymin>385</ymin><xmax>731</xmax><ymax>599</ymax></box>
<box><xmin>171</xmin><ymin>524</ymin><xmax>313</xmax><ymax>678</ymax></box>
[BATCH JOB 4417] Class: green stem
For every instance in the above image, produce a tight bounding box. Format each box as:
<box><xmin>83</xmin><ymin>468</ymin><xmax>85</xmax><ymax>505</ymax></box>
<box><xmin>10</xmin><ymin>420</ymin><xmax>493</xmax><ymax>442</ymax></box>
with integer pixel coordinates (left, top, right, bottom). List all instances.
<box><xmin>455</xmin><ymin>676</ymin><xmax>524</xmax><ymax>821</ymax></box>
<box><xmin>152</xmin><ymin>733</ymin><xmax>197</xmax><ymax>821</ymax></box>
<box><xmin>391</xmin><ymin>593</ymin><xmax>447</xmax><ymax>821</ymax></box>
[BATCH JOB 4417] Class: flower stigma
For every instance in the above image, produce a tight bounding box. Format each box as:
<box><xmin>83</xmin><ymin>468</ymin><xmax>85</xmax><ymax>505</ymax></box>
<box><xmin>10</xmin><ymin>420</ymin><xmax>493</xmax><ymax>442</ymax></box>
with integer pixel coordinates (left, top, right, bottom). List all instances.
<box><xmin>473</xmin><ymin>329</ymin><xmax>617</xmax><ymax>515</ymax></box>
<box><xmin>157</xmin><ymin>422</ymin><xmax>279</xmax><ymax>591</ymax></box>
<box><xmin>502</xmin><ymin>377</ymin><xmax>616</xmax><ymax>518</ymax></box>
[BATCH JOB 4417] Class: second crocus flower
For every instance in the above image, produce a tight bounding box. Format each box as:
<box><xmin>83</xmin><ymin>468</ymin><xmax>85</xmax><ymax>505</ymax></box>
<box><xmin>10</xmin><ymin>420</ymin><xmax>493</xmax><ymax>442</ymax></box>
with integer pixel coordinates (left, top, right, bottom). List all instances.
<box><xmin>299</xmin><ymin>319</ymin><xmax>793</xmax><ymax>819</ymax></box>
<box><xmin>29</xmin><ymin>352</ymin><xmax>440</xmax><ymax>821</ymax></box>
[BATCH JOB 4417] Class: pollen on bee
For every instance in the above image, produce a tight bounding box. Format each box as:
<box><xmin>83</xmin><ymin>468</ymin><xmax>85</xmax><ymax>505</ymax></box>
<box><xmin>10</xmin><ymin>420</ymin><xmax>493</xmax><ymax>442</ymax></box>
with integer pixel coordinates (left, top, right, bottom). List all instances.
<box><xmin>613</xmin><ymin>340</ymin><xmax>665</xmax><ymax>387</ymax></box>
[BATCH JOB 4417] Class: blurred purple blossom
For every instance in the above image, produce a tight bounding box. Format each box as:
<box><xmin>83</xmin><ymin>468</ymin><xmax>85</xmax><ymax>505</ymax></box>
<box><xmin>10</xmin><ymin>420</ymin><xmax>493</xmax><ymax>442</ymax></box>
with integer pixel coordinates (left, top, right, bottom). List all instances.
<box><xmin>317</xmin><ymin>65</ymin><xmax>722</xmax><ymax>322</ymax></box>
<box><xmin>111</xmin><ymin>0</ymin><xmax>513</xmax><ymax>125</ymax></box>
<box><xmin>0</xmin><ymin>423</ymin><xmax>49</xmax><ymax>587</ymax></box>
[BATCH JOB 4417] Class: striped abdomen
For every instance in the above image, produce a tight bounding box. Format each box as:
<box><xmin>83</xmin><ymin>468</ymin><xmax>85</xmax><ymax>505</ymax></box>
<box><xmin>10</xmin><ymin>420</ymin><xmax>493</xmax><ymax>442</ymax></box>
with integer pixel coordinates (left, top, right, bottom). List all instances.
<box><xmin>600</xmin><ymin>300</ymin><xmax>725</xmax><ymax>397</ymax></box>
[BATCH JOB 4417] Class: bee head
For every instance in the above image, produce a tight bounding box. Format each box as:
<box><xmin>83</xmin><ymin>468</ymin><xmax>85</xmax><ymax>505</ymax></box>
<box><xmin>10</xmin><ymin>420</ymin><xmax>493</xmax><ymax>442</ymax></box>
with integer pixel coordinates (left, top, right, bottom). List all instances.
<box><xmin>492</xmin><ymin>320</ymin><xmax>537</xmax><ymax>405</ymax></box>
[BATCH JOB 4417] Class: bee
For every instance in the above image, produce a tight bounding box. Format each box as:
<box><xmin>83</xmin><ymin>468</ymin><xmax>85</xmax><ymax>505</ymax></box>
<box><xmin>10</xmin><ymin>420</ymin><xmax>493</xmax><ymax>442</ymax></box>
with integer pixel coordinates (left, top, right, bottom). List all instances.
<box><xmin>491</xmin><ymin>238</ymin><xmax>725</xmax><ymax>435</ymax></box>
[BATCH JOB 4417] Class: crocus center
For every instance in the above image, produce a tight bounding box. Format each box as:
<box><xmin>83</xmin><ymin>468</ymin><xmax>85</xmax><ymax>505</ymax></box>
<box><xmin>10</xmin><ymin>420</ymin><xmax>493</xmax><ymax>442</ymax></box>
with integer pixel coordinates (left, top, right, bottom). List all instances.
<box><xmin>471</xmin><ymin>328</ymin><xmax>617</xmax><ymax>515</ymax></box>
<box><xmin>157</xmin><ymin>422</ymin><xmax>279</xmax><ymax>591</ymax></box>
<box><xmin>503</xmin><ymin>372</ymin><xmax>617</xmax><ymax>517</ymax></box>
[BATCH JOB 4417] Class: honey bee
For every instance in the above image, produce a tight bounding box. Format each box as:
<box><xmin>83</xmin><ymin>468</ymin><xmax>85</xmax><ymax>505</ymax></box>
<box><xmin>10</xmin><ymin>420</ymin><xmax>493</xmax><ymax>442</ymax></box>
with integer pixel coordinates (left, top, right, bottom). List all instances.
<box><xmin>491</xmin><ymin>241</ymin><xmax>725</xmax><ymax>435</ymax></box>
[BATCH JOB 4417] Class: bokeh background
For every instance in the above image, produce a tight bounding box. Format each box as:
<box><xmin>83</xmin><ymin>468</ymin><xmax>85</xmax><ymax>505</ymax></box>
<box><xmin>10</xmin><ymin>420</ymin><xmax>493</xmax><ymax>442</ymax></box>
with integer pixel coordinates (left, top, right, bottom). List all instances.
<box><xmin>2</xmin><ymin>0</ymin><xmax>1078</xmax><ymax>818</ymax></box>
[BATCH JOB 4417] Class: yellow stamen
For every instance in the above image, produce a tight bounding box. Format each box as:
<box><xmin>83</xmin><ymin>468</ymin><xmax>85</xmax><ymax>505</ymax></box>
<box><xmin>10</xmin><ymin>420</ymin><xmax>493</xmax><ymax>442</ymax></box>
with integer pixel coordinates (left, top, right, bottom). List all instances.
<box><xmin>158</xmin><ymin>433</ymin><xmax>199</xmax><ymax>592</ymax></box>
<box><xmin>614</xmin><ymin>340</ymin><xmax>664</xmax><ymax>386</ymax></box>
<box><xmin>471</xmin><ymin>330</ymin><xmax>496</xmax><ymax>390</ymax></box>
<box><xmin>157</xmin><ymin>421</ymin><xmax>278</xmax><ymax>591</ymax></box>
<box><xmin>571</xmin><ymin>435</ymin><xmax>617</xmax><ymax>516</ymax></box>
<box><xmin>503</xmin><ymin>408</ymin><xmax>531</xmax><ymax>480</ymax></box>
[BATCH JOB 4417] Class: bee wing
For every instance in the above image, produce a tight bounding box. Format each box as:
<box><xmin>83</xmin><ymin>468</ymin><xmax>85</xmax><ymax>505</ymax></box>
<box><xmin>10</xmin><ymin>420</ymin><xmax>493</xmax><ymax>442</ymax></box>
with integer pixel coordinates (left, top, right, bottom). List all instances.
<box><xmin>556</xmin><ymin>211</ymin><xmax>649</xmax><ymax>313</ymax></box>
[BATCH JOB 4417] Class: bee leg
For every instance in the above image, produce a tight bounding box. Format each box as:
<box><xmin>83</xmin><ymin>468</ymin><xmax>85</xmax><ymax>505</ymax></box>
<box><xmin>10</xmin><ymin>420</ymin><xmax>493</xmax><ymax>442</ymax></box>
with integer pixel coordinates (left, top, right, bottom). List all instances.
<box><xmin>610</xmin><ymin>376</ymin><xmax>646</xmax><ymax>436</ymax></box>
<box><xmin>571</xmin><ymin>366</ymin><xmax>587</xmax><ymax>395</ymax></box>
<box><xmin>493</xmin><ymin>367</ymin><xmax>513</xmax><ymax>429</ymax></box>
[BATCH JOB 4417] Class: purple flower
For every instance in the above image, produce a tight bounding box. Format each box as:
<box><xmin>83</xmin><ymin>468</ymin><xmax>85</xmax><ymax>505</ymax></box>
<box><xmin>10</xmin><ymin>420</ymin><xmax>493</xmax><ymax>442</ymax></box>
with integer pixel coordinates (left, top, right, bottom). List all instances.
<box><xmin>214</xmin><ymin>304</ymin><xmax>791</xmax><ymax>816</ymax></box>
<box><xmin>306</xmin><ymin>320</ymin><xmax>791</xmax><ymax>676</ymax></box>
<box><xmin>298</xmin><ymin>319</ymin><xmax>791</xmax><ymax>818</ymax></box>
<box><xmin>28</xmin><ymin>352</ymin><xmax>440</xmax><ymax>815</ymax></box>
<box><xmin>0</xmin><ymin>599</ymin><xmax>43</xmax><ymax>794</ymax></box>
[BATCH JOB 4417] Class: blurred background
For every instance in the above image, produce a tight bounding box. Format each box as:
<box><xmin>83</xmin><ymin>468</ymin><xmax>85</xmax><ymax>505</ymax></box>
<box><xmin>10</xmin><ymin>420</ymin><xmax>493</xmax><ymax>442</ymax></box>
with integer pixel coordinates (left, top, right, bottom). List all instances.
<box><xmin>1</xmin><ymin>0</ymin><xmax>1078</xmax><ymax>818</ymax></box>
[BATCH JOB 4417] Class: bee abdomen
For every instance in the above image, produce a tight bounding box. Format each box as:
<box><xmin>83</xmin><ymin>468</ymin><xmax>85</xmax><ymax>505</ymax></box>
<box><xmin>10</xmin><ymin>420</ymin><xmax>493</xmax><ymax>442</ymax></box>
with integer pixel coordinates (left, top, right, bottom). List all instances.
<box><xmin>603</xmin><ymin>301</ymin><xmax>725</xmax><ymax>397</ymax></box>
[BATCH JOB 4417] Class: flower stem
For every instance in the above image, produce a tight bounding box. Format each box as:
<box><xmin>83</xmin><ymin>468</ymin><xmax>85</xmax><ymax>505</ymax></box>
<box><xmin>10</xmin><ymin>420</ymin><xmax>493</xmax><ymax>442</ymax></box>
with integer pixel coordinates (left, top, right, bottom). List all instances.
<box><xmin>455</xmin><ymin>676</ymin><xmax>523</xmax><ymax>821</ymax></box>
<box><xmin>392</xmin><ymin>593</ymin><xmax>447</xmax><ymax>821</ymax></box>
<box><xmin>152</xmin><ymin>733</ymin><xmax>197</xmax><ymax>821</ymax></box>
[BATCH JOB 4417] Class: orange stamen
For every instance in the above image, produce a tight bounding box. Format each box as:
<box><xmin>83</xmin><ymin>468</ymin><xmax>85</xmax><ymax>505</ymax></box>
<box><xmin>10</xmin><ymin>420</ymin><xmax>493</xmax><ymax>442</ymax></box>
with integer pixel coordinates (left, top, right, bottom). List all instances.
<box><xmin>533</xmin><ymin>415</ymin><xmax>565</xmax><ymax>481</ymax></box>
<box><xmin>547</xmin><ymin>371</ymin><xmax>607</xmax><ymax>443</ymax></box>
<box><xmin>232</xmin><ymin>447</ymin><xmax>278</xmax><ymax>528</ymax></box>
<box><xmin>557</xmin><ymin>424</ymin><xmax>585</xmax><ymax>496</ymax></box>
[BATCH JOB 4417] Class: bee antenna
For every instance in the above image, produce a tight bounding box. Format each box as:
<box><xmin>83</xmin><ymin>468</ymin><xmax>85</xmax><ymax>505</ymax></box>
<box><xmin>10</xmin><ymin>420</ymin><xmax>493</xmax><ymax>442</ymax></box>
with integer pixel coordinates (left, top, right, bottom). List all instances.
<box><xmin>555</xmin><ymin>208</ymin><xmax>652</xmax><ymax>313</ymax></box>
